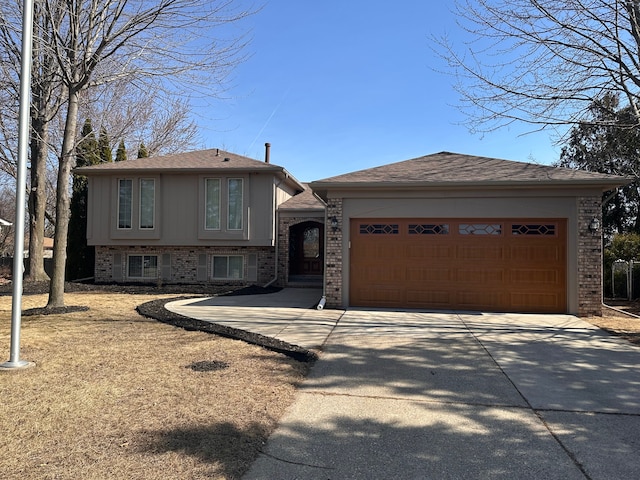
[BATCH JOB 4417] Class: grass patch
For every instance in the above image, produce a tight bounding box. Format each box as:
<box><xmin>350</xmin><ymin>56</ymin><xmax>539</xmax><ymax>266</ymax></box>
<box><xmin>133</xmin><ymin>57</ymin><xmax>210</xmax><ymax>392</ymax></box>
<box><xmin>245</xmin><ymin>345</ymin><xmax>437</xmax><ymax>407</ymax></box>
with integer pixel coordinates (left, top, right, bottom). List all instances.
<box><xmin>0</xmin><ymin>291</ymin><xmax>309</xmax><ymax>479</ymax></box>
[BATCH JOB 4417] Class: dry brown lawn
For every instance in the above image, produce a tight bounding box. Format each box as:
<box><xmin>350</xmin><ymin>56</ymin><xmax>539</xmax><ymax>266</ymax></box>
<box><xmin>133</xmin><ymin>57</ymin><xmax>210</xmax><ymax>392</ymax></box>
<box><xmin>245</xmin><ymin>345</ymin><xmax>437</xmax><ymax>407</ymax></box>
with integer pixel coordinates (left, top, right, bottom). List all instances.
<box><xmin>591</xmin><ymin>302</ymin><xmax>640</xmax><ymax>345</ymax></box>
<box><xmin>0</xmin><ymin>291</ymin><xmax>309</xmax><ymax>480</ymax></box>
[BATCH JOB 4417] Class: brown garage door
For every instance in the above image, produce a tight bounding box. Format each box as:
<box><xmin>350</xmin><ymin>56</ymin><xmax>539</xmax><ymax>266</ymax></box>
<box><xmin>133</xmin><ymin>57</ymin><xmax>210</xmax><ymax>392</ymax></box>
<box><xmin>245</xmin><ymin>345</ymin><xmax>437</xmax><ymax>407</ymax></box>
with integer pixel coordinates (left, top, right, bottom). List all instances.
<box><xmin>350</xmin><ymin>218</ymin><xmax>567</xmax><ymax>313</ymax></box>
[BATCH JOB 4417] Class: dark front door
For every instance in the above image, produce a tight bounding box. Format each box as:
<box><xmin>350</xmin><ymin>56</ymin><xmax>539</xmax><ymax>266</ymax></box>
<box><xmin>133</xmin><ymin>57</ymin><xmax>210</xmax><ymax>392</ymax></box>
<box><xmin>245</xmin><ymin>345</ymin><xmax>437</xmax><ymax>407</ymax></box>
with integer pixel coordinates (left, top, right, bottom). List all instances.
<box><xmin>289</xmin><ymin>222</ymin><xmax>324</xmax><ymax>276</ymax></box>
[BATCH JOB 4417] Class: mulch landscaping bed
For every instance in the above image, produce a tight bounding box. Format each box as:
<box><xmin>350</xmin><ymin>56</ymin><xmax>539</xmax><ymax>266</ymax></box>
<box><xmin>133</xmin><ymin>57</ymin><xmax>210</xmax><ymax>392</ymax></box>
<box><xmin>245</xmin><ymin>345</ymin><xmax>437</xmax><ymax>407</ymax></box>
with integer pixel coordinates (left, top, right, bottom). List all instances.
<box><xmin>136</xmin><ymin>296</ymin><xmax>317</xmax><ymax>363</ymax></box>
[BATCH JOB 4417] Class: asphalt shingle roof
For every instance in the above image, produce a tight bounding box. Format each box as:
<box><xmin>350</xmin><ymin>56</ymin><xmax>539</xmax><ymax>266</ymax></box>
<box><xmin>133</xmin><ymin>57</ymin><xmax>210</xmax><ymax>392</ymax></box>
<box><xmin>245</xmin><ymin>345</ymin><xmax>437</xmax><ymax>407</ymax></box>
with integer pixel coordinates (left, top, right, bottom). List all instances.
<box><xmin>311</xmin><ymin>151</ymin><xmax>629</xmax><ymax>188</ymax></box>
<box><xmin>279</xmin><ymin>184</ymin><xmax>325</xmax><ymax>211</ymax></box>
<box><xmin>75</xmin><ymin>148</ymin><xmax>285</xmax><ymax>174</ymax></box>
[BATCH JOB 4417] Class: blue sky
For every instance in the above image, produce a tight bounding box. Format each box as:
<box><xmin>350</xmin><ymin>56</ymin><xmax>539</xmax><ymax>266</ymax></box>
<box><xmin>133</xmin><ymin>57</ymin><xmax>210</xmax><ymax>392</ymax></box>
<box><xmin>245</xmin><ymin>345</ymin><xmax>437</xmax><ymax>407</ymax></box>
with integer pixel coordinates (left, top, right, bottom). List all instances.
<box><xmin>195</xmin><ymin>1</ymin><xmax>563</xmax><ymax>182</ymax></box>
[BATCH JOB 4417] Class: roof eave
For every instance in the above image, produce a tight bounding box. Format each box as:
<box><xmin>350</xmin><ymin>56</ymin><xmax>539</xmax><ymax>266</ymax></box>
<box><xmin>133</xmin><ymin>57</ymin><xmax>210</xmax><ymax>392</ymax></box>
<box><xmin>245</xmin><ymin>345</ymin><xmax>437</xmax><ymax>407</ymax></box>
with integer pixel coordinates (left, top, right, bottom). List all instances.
<box><xmin>310</xmin><ymin>179</ymin><xmax>631</xmax><ymax>189</ymax></box>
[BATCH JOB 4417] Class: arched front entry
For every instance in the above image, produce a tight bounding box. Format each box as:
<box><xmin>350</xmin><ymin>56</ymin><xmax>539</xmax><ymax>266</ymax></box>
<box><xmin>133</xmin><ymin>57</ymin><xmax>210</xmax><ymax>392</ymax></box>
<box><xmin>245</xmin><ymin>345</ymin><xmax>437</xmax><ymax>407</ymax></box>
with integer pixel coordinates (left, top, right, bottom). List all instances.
<box><xmin>289</xmin><ymin>221</ymin><xmax>324</xmax><ymax>279</ymax></box>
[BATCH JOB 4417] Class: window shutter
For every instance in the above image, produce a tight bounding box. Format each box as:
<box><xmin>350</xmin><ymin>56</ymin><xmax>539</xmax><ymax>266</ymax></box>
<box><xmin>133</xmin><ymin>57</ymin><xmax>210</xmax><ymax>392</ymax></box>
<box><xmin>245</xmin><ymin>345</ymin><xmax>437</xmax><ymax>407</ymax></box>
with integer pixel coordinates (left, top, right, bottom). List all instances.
<box><xmin>197</xmin><ymin>254</ymin><xmax>207</xmax><ymax>281</ymax></box>
<box><xmin>247</xmin><ymin>254</ymin><xmax>258</xmax><ymax>282</ymax></box>
<box><xmin>113</xmin><ymin>253</ymin><xmax>123</xmax><ymax>281</ymax></box>
<box><xmin>161</xmin><ymin>253</ymin><xmax>171</xmax><ymax>281</ymax></box>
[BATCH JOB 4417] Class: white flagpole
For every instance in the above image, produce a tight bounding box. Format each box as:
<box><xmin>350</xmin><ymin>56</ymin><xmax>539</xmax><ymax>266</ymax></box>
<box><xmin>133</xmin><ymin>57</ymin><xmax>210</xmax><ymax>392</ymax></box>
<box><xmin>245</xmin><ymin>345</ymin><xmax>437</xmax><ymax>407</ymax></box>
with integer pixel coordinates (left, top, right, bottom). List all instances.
<box><xmin>1</xmin><ymin>0</ymin><xmax>35</xmax><ymax>370</ymax></box>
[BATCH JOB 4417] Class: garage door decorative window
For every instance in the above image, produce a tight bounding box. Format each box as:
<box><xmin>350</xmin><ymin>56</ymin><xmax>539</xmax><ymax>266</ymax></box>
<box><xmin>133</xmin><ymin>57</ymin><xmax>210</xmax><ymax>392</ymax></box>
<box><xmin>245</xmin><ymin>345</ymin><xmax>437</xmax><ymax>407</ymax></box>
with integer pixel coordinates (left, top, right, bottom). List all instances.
<box><xmin>359</xmin><ymin>224</ymin><xmax>399</xmax><ymax>234</ymax></box>
<box><xmin>512</xmin><ymin>224</ymin><xmax>556</xmax><ymax>235</ymax></box>
<box><xmin>408</xmin><ymin>224</ymin><xmax>449</xmax><ymax>235</ymax></box>
<box><xmin>459</xmin><ymin>223</ymin><xmax>502</xmax><ymax>235</ymax></box>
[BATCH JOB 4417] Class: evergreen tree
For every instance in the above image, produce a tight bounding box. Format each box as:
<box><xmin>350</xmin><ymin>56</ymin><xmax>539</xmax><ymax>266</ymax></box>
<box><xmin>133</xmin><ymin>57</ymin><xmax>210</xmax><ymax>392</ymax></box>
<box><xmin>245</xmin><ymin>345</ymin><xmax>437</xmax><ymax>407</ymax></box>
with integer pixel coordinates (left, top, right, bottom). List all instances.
<box><xmin>137</xmin><ymin>142</ymin><xmax>149</xmax><ymax>158</ymax></box>
<box><xmin>115</xmin><ymin>139</ymin><xmax>127</xmax><ymax>162</ymax></box>
<box><xmin>67</xmin><ymin>119</ymin><xmax>100</xmax><ymax>280</ymax></box>
<box><xmin>558</xmin><ymin>94</ymin><xmax>640</xmax><ymax>235</ymax></box>
<box><xmin>99</xmin><ymin>126</ymin><xmax>113</xmax><ymax>163</ymax></box>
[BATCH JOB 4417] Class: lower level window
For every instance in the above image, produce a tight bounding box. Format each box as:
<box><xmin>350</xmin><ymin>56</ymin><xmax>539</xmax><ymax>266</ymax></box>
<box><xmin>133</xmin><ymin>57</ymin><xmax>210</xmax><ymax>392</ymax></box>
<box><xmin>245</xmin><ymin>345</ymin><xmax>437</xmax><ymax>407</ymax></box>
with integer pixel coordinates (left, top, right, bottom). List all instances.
<box><xmin>128</xmin><ymin>255</ymin><xmax>158</xmax><ymax>279</ymax></box>
<box><xmin>212</xmin><ymin>255</ymin><xmax>243</xmax><ymax>279</ymax></box>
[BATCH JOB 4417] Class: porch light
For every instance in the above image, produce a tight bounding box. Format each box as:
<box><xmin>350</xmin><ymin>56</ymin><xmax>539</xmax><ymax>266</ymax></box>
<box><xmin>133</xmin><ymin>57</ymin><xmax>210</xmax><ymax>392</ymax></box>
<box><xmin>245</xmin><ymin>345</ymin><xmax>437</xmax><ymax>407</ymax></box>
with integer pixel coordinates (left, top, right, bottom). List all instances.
<box><xmin>589</xmin><ymin>217</ymin><xmax>600</xmax><ymax>233</ymax></box>
<box><xmin>330</xmin><ymin>216</ymin><xmax>339</xmax><ymax>232</ymax></box>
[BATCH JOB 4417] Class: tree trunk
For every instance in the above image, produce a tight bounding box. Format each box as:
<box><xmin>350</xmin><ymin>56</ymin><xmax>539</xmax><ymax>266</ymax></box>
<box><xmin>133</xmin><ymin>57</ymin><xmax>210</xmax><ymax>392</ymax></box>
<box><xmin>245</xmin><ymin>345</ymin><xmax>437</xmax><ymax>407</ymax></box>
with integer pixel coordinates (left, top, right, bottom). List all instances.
<box><xmin>25</xmin><ymin>1</ymin><xmax>55</xmax><ymax>283</ymax></box>
<box><xmin>47</xmin><ymin>89</ymin><xmax>79</xmax><ymax>308</ymax></box>
<box><xmin>26</xmin><ymin>119</ymin><xmax>50</xmax><ymax>282</ymax></box>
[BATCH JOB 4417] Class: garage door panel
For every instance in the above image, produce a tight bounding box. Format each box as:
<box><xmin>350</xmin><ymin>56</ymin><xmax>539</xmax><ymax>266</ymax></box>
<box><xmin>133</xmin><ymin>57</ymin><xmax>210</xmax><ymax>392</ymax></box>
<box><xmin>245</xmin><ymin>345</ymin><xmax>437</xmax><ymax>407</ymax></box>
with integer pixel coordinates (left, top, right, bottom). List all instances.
<box><xmin>354</xmin><ymin>286</ymin><xmax>404</xmax><ymax>305</ymax></box>
<box><xmin>510</xmin><ymin>269</ymin><xmax>559</xmax><ymax>285</ymax></box>
<box><xmin>353</xmin><ymin>244</ymin><xmax>402</xmax><ymax>260</ymax></box>
<box><xmin>406</xmin><ymin>266</ymin><xmax>452</xmax><ymax>282</ymax></box>
<box><xmin>509</xmin><ymin>292</ymin><xmax>562</xmax><ymax>311</ymax></box>
<box><xmin>354</xmin><ymin>265</ymin><xmax>405</xmax><ymax>282</ymax></box>
<box><xmin>457</xmin><ymin>245</ymin><xmax>506</xmax><ymax>260</ymax></box>
<box><xmin>455</xmin><ymin>268</ymin><xmax>505</xmax><ymax>284</ymax></box>
<box><xmin>350</xmin><ymin>218</ymin><xmax>567</xmax><ymax>313</ymax></box>
<box><xmin>510</xmin><ymin>245</ymin><xmax>562</xmax><ymax>261</ymax></box>
<box><xmin>407</xmin><ymin>244</ymin><xmax>455</xmax><ymax>259</ymax></box>
<box><xmin>457</xmin><ymin>290</ymin><xmax>506</xmax><ymax>310</ymax></box>
<box><xmin>406</xmin><ymin>289</ymin><xmax>452</xmax><ymax>307</ymax></box>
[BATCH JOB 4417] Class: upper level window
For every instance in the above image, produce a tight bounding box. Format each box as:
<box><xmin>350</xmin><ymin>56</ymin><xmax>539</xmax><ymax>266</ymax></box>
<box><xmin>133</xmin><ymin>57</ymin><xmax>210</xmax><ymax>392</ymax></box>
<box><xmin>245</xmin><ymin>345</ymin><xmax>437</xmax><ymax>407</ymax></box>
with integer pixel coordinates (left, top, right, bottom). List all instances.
<box><xmin>205</xmin><ymin>178</ymin><xmax>221</xmax><ymax>230</ymax></box>
<box><xmin>118</xmin><ymin>179</ymin><xmax>132</xmax><ymax>229</ymax></box>
<box><xmin>228</xmin><ymin>178</ymin><xmax>243</xmax><ymax>230</ymax></box>
<box><xmin>139</xmin><ymin>178</ymin><xmax>155</xmax><ymax>229</ymax></box>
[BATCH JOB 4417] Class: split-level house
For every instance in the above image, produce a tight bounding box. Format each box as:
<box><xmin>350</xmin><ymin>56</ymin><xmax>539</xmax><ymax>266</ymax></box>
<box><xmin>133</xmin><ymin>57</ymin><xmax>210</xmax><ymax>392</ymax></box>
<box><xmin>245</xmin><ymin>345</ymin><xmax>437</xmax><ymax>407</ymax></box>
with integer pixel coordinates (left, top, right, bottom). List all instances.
<box><xmin>78</xmin><ymin>149</ymin><xmax>628</xmax><ymax>316</ymax></box>
<box><xmin>76</xmin><ymin>147</ymin><xmax>325</xmax><ymax>289</ymax></box>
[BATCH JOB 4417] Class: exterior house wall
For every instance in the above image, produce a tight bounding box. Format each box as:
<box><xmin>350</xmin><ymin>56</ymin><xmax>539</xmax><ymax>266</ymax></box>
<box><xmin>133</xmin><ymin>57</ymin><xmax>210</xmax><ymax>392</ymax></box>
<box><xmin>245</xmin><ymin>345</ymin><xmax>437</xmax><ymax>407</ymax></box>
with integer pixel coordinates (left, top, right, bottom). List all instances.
<box><xmin>87</xmin><ymin>172</ymin><xmax>280</xmax><ymax>247</ymax></box>
<box><xmin>323</xmin><ymin>189</ymin><xmax>604</xmax><ymax>316</ymax></box>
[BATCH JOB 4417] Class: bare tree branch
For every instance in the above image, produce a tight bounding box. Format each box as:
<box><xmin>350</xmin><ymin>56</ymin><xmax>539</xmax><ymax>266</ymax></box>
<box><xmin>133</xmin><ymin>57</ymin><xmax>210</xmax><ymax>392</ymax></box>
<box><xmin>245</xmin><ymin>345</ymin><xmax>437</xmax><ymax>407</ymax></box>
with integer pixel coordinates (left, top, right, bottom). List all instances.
<box><xmin>435</xmin><ymin>0</ymin><xmax>640</xmax><ymax>132</ymax></box>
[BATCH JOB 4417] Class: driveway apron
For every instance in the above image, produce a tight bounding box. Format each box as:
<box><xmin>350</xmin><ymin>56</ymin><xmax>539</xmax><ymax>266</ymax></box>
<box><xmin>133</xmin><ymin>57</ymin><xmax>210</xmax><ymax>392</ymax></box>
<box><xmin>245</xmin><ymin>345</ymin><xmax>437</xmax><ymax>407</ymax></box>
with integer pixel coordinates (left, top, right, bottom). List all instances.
<box><xmin>243</xmin><ymin>309</ymin><xmax>640</xmax><ymax>480</ymax></box>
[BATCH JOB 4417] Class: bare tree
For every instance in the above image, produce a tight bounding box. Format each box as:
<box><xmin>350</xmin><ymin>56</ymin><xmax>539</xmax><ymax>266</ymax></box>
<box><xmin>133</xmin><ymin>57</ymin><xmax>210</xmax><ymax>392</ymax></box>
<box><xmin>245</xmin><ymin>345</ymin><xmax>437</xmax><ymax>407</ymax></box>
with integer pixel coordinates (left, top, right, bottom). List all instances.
<box><xmin>437</xmin><ymin>1</ymin><xmax>640</xmax><ymax>133</ymax></box>
<box><xmin>0</xmin><ymin>0</ymin><xmax>65</xmax><ymax>281</ymax></box>
<box><xmin>78</xmin><ymin>79</ymin><xmax>200</xmax><ymax>157</ymax></box>
<box><xmin>41</xmin><ymin>0</ymin><xmax>250</xmax><ymax>308</ymax></box>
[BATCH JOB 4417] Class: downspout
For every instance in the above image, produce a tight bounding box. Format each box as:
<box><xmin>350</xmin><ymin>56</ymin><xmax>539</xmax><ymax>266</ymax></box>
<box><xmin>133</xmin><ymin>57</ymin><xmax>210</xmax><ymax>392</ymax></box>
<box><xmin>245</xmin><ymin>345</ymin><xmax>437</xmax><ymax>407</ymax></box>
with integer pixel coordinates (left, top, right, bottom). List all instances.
<box><xmin>264</xmin><ymin>143</ymin><xmax>280</xmax><ymax>287</ymax></box>
<box><xmin>263</xmin><ymin>201</ymin><xmax>279</xmax><ymax>288</ymax></box>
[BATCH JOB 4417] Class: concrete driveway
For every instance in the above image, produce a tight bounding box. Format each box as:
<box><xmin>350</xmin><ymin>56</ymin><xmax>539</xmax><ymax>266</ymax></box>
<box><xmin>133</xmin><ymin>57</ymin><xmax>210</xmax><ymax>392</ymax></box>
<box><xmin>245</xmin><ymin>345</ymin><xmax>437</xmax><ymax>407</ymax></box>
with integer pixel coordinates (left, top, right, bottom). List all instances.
<box><xmin>167</xmin><ymin>290</ymin><xmax>640</xmax><ymax>479</ymax></box>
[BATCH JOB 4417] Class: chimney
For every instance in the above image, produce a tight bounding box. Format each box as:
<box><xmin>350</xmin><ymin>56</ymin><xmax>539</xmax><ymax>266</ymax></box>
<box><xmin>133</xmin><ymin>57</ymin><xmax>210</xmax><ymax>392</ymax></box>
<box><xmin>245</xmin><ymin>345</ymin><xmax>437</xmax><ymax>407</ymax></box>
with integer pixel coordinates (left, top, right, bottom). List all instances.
<box><xmin>215</xmin><ymin>148</ymin><xmax>220</xmax><ymax>156</ymax></box>
<box><xmin>264</xmin><ymin>142</ymin><xmax>271</xmax><ymax>163</ymax></box>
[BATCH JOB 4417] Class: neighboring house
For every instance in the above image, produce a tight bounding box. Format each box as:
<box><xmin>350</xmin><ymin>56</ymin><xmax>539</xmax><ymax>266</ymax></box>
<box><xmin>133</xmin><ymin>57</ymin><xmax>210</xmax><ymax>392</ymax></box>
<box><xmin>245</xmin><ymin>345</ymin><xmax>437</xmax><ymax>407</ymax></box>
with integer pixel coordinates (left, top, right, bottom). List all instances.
<box><xmin>75</xmin><ymin>147</ymin><xmax>322</xmax><ymax>287</ymax></box>
<box><xmin>79</xmin><ymin>148</ymin><xmax>628</xmax><ymax>316</ymax></box>
<box><xmin>42</xmin><ymin>237</ymin><xmax>54</xmax><ymax>258</ymax></box>
<box><xmin>310</xmin><ymin>151</ymin><xmax>629</xmax><ymax>317</ymax></box>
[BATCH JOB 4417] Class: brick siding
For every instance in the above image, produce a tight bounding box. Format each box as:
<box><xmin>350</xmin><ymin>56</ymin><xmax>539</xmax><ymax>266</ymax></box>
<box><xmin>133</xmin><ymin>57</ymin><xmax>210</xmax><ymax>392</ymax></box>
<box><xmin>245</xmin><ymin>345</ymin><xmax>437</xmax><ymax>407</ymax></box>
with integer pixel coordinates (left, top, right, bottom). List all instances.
<box><xmin>324</xmin><ymin>197</ymin><xmax>343</xmax><ymax>307</ymax></box>
<box><xmin>577</xmin><ymin>196</ymin><xmax>603</xmax><ymax>316</ymax></box>
<box><xmin>95</xmin><ymin>245</ymin><xmax>275</xmax><ymax>285</ymax></box>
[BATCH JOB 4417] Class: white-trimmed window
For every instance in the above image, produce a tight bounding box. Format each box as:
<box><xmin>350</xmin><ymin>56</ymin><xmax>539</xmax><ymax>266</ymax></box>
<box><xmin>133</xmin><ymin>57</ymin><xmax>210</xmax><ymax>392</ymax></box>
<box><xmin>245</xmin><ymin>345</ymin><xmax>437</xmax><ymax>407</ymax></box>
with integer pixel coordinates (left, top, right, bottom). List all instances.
<box><xmin>205</xmin><ymin>178</ymin><xmax>221</xmax><ymax>230</ymax></box>
<box><xmin>212</xmin><ymin>255</ymin><xmax>243</xmax><ymax>279</ymax></box>
<box><xmin>127</xmin><ymin>254</ymin><xmax>158</xmax><ymax>279</ymax></box>
<box><xmin>118</xmin><ymin>179</ymin><xmax>133</xmax><ymax>229</ymax></box>
<box><xmin>139</xmin><ymin>178</ymin><xmax>155</xmax><ymax>229</ymax></box>
<box><xmin>227</xmin><ymin>178</ymin><xmax>243</xmax><ymax>230</ymax></box>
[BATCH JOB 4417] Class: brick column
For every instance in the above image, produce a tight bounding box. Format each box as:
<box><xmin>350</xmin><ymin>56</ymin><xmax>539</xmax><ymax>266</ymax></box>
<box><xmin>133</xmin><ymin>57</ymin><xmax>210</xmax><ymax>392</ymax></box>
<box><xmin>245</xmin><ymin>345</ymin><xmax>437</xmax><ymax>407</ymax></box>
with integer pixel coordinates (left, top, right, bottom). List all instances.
<box><xmin>325</xmin><ymin>197</ymin><xmax>343</xmax><ymax>307</ymax></box>
<box><xmin>577</xmin><ymin>196</ymin><xmax>602</xmax><ymax>316</ymax></box>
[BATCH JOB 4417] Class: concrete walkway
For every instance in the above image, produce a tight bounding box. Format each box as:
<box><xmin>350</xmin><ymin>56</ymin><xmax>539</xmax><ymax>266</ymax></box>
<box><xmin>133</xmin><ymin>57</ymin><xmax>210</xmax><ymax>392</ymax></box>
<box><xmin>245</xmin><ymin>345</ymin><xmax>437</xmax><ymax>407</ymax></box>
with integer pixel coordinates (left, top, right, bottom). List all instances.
<box><xmin>166</xmin><ymin>288</ymin><xmax>341</xmax><ymax>350</ymax></box>
<box><xmin>167</xmin><ymin>290</ymin><xmax>640</xmax><ymax>479</ymax></box>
